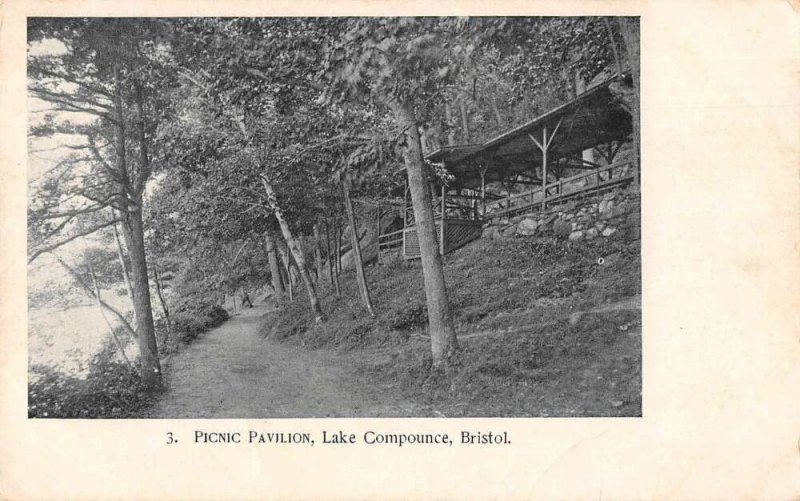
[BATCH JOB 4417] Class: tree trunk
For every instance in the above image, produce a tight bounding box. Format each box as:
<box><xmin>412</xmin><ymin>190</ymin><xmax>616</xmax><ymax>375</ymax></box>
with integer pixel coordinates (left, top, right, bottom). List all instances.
<box><xmin>313</xmin><ymin>223</ymin><xmax>324</xmax><ymax>284</ymax></box>
<box><xmin>444</xmin><ymin>101</ymin><xmax>456</xmax><ymax>146</ymax></box>
<box><xmin>261</xmin><ymin>177</ymin><xmax>324</xmax><ymax>322</ymax></box>
<box><xmin>152</xmin><ymin>263</ymin><xmax>171</xmax><ymax>335</ymax></box>
<box><xmin>113</xmin><ymin>67</ymin><xmax>160</xmax><ymax>390</ymax></box>
<box><xmin>489</xmin><ymin>95</ymin><xmax>504</xmax><ymax>127</ymax></box>
<box><xmin>120</xmin><ymin>206</ymin><xmax>162</xmax><ymax>390</ymax></box>
<box><xmin>458</xmin><ymin>97</ymin><xmax>471</xmax><ymax>143</ymax></box>
<box><xmin>324</xmin><ymin>218</ymin><xmax>341</xmax><ymax>297</ymax></box>
<box><xmin>264</xmin><ymin>230</ymin><xmax>285</xmax><ymax>300</ymax></box>
<box><xmin>341</xmin><ymin>175</ymin><xmax>376</xmax><ymax>316</ymax></box>
<box><xmin>54</xmin><ymin>254</ymin><xmax>137</xmax><ymax>341</ymax></box>
<box><xmin>618</xmin><ymin>17</ymin><xmax>641</xmax><ymax>174</ymax></box>
<box><xmin>89</xmin><ymin>262</ymin><xmax>134</xmax><ymax>372</ymax></box>
<box><xmin>603</xmin><ymin>17</ymin><xmax>625</xmax><ymax>79</ymax></box>
<box><xmin>389</xmin><ymin>99</ymin><xmax>458</xmax><ymax>368</ymax></box>
<box><xmin>335</xmin><ymin>220</ymin><xmax>342</xmax><ymax>276</ymax></box>
<box><xmin>277</xmin><ymin>244</ymin><xmax>294</xmax><ymax>301</ymax></box>
<box><xmin>112</xmin><ymin>218</ymin><xmax>135</xmax><ymax>320</ymax></box>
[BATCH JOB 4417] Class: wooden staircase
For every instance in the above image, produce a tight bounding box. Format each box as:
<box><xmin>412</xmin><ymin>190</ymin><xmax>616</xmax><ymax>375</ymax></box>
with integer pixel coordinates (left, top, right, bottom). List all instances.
<box><xmin>403</xmin><ymin>218</ymin><xmax>483</xmax><ymax>260</ymax></box>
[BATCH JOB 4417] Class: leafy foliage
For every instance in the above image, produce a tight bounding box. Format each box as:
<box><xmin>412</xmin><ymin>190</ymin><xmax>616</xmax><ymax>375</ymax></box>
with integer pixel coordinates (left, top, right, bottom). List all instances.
<box><xmin>29</xmin><ymin>339</ymin><xmax>151</xmax><ymax>418</ymax></box>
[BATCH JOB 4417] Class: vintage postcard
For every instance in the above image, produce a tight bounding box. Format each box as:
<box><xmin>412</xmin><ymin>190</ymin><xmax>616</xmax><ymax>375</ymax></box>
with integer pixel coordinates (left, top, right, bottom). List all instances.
<box><xmin>1</xmin><ymin>0</ymin><xmax>798</xmax><ymax>499</ymax></box>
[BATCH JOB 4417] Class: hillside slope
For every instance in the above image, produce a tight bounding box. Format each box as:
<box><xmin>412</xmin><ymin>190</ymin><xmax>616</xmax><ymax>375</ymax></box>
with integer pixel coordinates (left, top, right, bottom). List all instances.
<box><xmin>259</xmin><ymin>189</ymin><xmax>641</xmax><ymax>417</ymax></box>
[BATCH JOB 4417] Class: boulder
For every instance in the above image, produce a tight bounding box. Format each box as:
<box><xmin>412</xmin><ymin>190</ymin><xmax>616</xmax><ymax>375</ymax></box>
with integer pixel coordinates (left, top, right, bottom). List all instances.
<box><xmin>502</xmin><ymin>224</ymin><xmax>518</xmax><ymax>238</ymax></box>
<box><xmin>516</xmin><ymin>218</ymin><xmax>539</xmax><ymax>236</ymax></box>
<box><xmin>586</xmin><ymin>227</ymin><xmax>599</xmax><ymax>239</ymax></box>
<box><xmin>553</xmin><ymin>219</ymin><xmax>572</xmax><ymax>237</ymax></box>
<box><xmin>602</xmin><ymin>191</ymin><xmax>617</xmax><ymax>201</ymax></box>
<box><xmin>482</xmin><ymin>225</ymin><xmax>501</xmax><ymax>240</ymax></box>
<box><xmin>510</xmin><ymin>215</ymin><xmax>522</xmax><ymax>224</ymax></box>
<box><xmin>601</xmin><ymin>203</ymin><xmax>629</xmax><ymax>220</ymax></box>
<box><xmin>602</xmin><ymin>227</ymin><xmax>617</xmax><ymax>237</ymax></box>
<box><xmin>568</xmin><ymin>230</ymin><xmax>584</xmax><ymax>241</ymax></box>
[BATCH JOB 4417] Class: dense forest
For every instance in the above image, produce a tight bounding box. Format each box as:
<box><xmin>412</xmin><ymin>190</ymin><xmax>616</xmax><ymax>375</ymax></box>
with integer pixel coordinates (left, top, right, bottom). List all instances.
<box><xmin>27</xmin><ymin>17</ymin><xmax>640</xmax><ymax>417</ymax></box>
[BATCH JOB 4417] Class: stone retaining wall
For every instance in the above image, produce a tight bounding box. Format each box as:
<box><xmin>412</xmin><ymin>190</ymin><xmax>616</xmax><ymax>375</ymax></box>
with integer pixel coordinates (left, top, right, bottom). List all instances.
<box><xmin>481</xmin><ymin>186</ymin><xmax>641</xmax><ymax>243</ymax></box>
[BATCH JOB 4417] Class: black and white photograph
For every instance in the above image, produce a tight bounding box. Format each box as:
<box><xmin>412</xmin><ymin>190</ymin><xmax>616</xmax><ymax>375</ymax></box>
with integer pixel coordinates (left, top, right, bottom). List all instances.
<box><xmin>26</xmin><ymin>16</ymin><xmax>642</xmax><ymax>419</ymax></box>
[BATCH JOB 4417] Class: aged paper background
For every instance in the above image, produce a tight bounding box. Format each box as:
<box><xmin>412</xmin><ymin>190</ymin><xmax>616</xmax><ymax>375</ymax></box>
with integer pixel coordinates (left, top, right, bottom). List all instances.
<box><xmin>1</xmin><ymin>1</ymin><xmax>798</xmax><ymax>499</ymax></box>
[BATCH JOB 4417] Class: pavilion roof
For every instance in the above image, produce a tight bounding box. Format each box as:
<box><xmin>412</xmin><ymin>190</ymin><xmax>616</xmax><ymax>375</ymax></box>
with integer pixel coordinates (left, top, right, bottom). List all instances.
<box><xmin>424</xmin><ymin>78</ymin><xmax>633</xmax><ymax>190</ymax></box>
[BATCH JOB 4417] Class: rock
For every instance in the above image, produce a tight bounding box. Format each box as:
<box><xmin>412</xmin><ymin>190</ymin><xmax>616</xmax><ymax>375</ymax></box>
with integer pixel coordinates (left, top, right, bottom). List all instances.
<box><xmin>565</xmin><ymin>214</ymin><xmax>574</xmax><ymax>220</ymax></box>
<box><xmin>610</xmin><ymin>399</ymin><xmax>624</xmax><ymax>408</ymax></box>
<box><xmin>603</xmin><ymin>191</ymin><xmax>617</xmax><ymax>201</ymax></box>
<box><xmin>482</xmin><ymin>226</ymin><xmax>498</xmax><ymax>239</ymax></box>
<box><xmin>568</xmin><ymin>230</ymin><xmax>584</xmax><ymax>241</ymax></box>
<box><xmin>568</xmin><ymin>312</ymin><xmax>583</xmax><ymax>325</ymax></box>
<box><xmin>594</xmin><ymin>221</ymin><xmax>606</xmax><ymax>230</ymax></box>
<box><xmin>502</xmin><ymin>225</ymin><xmax>517</xmax><ymax>238</ymax></box>
<box><xmin>586</xmin><ymin>227</ymin><xmax>599</xmax><ymax>239</ymax></box>
<box><xmin>516</xmin><ymin>218</ymin><xmax>539</xmax><ymax>236</ymax></box>
<box><xmin>602</xmin><ymin>227</ymin><xmax>617</xmax><ymax>237</ymax></box>
<box><xmin>600</xmin><ymin>203</ymin><xmax>628</xmax><ymax>220</ymax></box>
<box><xmin>571</xmin><ymin>222</ymin><xmax>578</xmax><ymax>231</ymax></box>
<box><xmin>598</xmin><ymin>199</ymin><xmax>615</xmax><ymax>214</ymax></box>
<box><xmin>544</xmin><ymin>213</ymin><xmax>559</xmax><ymax>226</ymax></box>
<box><xmin>553</xmin><ymin>219</ymin><xmax>572</xmax><ymax>237</ymax></box>
<box><xmin>563</xmin><ymin>201</ymin><xmax>577</xmax><ymax>211</ymax></box>
<box><xmin>510</xmin><ymin>215</ymin><xmax>522</xmax><ymax>224</ymax></box>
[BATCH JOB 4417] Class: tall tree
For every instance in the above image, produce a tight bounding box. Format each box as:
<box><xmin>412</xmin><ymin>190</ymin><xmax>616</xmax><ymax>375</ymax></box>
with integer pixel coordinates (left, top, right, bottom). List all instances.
<box><xmin>319</xmin><ymin>18</ymin><xmax>479</xmax><ymax>367</ymax></box>
<box><xmin>28</xmin><ymin>19</ymin><xmax>175</xmax><ymax>389</ymax></box>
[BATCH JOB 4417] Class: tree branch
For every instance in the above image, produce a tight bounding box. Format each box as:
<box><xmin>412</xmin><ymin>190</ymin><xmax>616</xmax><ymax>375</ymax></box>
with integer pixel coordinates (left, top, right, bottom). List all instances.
<box><xmin>28</xmin><ymin>218</ymin><xmax>121</xmax><ymax>264</ymax></box>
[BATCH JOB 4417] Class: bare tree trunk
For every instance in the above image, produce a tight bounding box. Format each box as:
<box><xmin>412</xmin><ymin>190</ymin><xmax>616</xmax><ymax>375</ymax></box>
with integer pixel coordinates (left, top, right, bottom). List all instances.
<box><xmin>313</xmin><ymin>222</ymin><xmax>324</xmax><ymax>284</ymax></box>
<box><xmin>264</xmin><ymin>230</ymin><xmax>285</xmax><ymax>300</ymax></box>
<box><xmin>444</xmin><ymin>101</ymin><xmax>456</xmax><ymax>146</ymax></box>
<box><xmin>489</xmin><ymin>95</ymin><xmax>505</xmax><ymax>127</ymax></box>
<box><xmin>277</xmin><ymin>244</ymin><xmax>294</xmax><ymax>301</ymax></box>
<box><xmin>152</xmin><ymin>263</ymin><xmax>171</xmax><ymax>335</ymax></box>
<box><xmin>324</xmin><ymin>218</ymin><xmax>340</xmax><ymax>297</ymax></box>
<box><xmin>52</xmin><ymin>254</ymin><xmax>137</xmax><ymax>341</ymax></box>
<box><xmin>458</xmin><ymin>97</ymin><xmax>471</xmax><ymax>142</ymax></box>
<box><xmin>618</xmin><ymin>17</ymin><xmax>641</xmax><ymax>173</ymax></box>
<box><xmin>390</xmin><ymin>99</ymin><xmax>459</xmax><ymax>368</ymax></box>
<box><xmin>112</xmin><ymin>218</ymin><xmax>135</xmax><ymax>320</ymax></box>
<box><xmin>603</xmin><ymin>17</ymin><xmax>625</xmax><ymax>79</ymax></box>
<box><xmin>335</xmin><ymin>220</ymin><xmax>342</xmax><ymax>276</ymax></box>
<box><xmin>119</xmin><ymin>207</ymin><xmax>162</xmax><ymax>389</ymax></box>
<box><xmin>341</xmin><ymin>175</ymin><xmax>376</xmax><ymax>317</ymax></box>
<box><xmin>88</xmin><ymin>262</ymin><xmax>134</xmax><ymax>372</ymax></box>
<box><xmin>262</xmin><ymin>177</ymin><xmax>324</xmax><ymax>322</ymax></box>
<box><xmin>113</xmin><ymin>68</ymin><xmax>160</xmax><ymax>390</ymax></box>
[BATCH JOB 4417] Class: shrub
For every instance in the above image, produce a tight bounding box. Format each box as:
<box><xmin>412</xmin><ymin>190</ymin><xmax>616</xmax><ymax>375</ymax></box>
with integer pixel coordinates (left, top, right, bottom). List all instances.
<box><xmin>28</xmin><ymin>341</ymin><xmax>152</xmax><ymax>418</ymax></box>
<box><xmin>388</xmin><ymin>299</ymin><xmax>428</xmax><ymax>330</ymax></box>
<box><xmin>170</xmin><ymin>302</ymin><xmax>229</xmax><ymax>343</ymax></box>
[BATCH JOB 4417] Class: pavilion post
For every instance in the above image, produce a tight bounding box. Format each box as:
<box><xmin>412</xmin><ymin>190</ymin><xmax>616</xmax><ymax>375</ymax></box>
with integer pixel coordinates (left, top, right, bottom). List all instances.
<box><xmin>440</xmin><ymin>183</ymin><xmax>446</xmax><ymax>256</ymax></box>
<box><xmin>541</xmin><ymin>126</ymin><xmax>548</xmax><ymax>211</ymax></box>
<box><xmin>479</xmin><ymin>166</ymin><xmax>487</xmax><ymax>218</ymax></box>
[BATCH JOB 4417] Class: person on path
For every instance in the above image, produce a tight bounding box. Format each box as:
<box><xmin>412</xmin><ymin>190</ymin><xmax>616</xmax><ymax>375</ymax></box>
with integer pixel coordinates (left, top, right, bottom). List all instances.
<box><xmin>240</xmin><ymin>291</ymin><xmax>253</xmax><ymax>308</ymax></box>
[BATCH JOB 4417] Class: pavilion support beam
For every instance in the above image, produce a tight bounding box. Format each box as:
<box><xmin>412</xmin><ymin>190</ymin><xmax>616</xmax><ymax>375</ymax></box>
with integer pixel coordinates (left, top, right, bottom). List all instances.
<box><xmin>440</xmin><ymin>183</ymin><xmax>446</xmax><ymax>256</ymax></box>
<box><xmin>479</xmin><ymin>165</ymin><xmax>488</xmax><ymax>218</ymax></box>
<box><xmin>527</xmin><ymin>117</ymin><xmax>563</xmax><ymax>211</ymax></box>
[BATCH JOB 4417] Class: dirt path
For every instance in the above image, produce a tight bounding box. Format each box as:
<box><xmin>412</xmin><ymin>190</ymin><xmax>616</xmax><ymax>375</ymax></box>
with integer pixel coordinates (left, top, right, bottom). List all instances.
<box><xmin>147</xmin><ymin>305</ymin><xmax>421</xmax><ymax>418</ymax></box>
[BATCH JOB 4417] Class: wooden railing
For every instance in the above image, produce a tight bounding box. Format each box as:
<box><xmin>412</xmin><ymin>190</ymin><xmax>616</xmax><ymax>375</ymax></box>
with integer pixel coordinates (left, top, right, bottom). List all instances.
<box><xmin>378</xmin><ymin>228</ymin><xmax>404</xmax><ymax>250</ymax></box>
<box><xmin>486</xmin><ymin>160</ymin><xmax>636</xmax><ymax>222</ymax></box>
